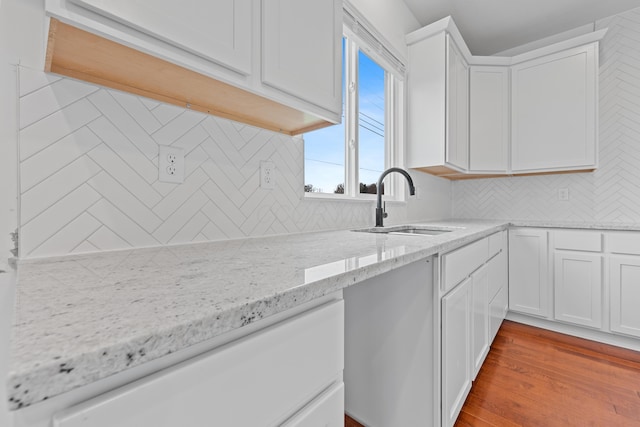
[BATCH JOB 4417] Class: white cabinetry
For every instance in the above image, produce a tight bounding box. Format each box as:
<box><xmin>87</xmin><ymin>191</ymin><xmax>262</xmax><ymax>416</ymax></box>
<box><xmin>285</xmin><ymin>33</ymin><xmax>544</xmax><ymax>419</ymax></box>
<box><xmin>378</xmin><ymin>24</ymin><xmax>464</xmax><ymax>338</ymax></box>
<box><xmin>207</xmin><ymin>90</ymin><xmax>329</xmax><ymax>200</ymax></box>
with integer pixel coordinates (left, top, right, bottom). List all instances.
<box><xmin>511</xmin><ymin>44</ymin><xmax>598</xmax><ymax>172</ymax></box>
<box><xmin>439</xmin><ymin>230</ymin><xmax>507</xmax><ymax>427</ymax></box>
<box><xmin>469</xmin><ymin>66</ymin><xmax>509</xmax><ymax>173</ymax></box>
<box><xmin>441</xmin><ymin>276</ymin><xmax>472</xmax><ymax>427</ymax></box>
<box><xmin>68</xmin><ymin>0</ymin><xmax>253</xmax><ymax>75</ymax></box>
<box><xmin>488</xmin><ymin>233</ymin><xmax>508</xmax><ymax>341</ymax></box>
<box><xmin>509</xmin><ymin>228</ymin><xmax>550</xmax><ymax>317</ymax></box>
<box><xmin>554</xmin><ymin>251</ymin><xmax>603</xmax><ymax>328</ymax></box>
<box><xmin>262</xmin><ymin>0</ymin><xmax>342</xmax><ymax>113</ymax></box>
<box><xmin>406</xmin><ymin>26</ymin><xmax>469</xmax><ymax>175</ymax></box>
<box><xmin>471</xmin><ymin>264</ymin><xmax>489</xmax><ymax>379</ymax></box>
<box><xmin>610</xmin><ymin>256</ymin><xmax>640</xmax><ymax>339</ymax></box>
<box><xmin>447</xmin><ymin>37</ymin><xmax>469</xmax><ymax>170</ymax></box>
<box><xmin>45</xmin><ymin>0</ymin><xmax>342</xmax><ymax>134</ymax></box>
<box><xmin>40</xmin><ymin>296</ymin><xmax>344</xmax><ymax>427</ymax></box>
<box><xmin>406</xmin><ymin>17</ymin><xmax>605</xmax><ymax>180</ymax></box>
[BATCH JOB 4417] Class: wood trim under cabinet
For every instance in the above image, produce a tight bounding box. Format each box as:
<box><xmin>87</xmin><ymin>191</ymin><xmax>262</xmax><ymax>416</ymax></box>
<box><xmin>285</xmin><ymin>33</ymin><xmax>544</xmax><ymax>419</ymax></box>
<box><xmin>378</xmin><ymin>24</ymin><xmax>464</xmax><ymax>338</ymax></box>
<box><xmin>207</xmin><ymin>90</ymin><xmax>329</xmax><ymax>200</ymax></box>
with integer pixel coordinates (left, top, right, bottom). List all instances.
<box><xmin>411</xmin><ymin>165</ymin><xmax>595</xmax><ymax>180</ymax></box>
<box><xmin>44</xmin><ymin>19</ymin><xmax>333</xmax><ymax>136</ymax></box>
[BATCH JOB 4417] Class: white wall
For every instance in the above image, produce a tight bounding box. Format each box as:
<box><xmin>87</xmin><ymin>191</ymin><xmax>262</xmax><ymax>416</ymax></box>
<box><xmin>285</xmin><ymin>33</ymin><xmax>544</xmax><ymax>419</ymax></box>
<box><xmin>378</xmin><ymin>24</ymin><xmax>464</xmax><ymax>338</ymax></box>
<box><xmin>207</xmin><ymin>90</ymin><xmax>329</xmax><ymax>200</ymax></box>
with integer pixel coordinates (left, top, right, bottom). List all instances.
<box><xmin>454</xmin><ymin>7</ymin><xmax>640</xmax><ymax>223</ymax></box>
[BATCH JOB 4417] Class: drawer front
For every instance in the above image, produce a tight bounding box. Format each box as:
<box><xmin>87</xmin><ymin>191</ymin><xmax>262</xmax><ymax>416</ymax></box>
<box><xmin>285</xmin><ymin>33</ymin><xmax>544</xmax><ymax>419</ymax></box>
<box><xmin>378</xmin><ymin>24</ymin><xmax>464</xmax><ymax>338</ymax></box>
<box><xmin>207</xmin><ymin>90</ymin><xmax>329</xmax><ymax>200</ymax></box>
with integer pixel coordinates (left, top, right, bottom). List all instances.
<box><xmin>488</xmin><ymin>230</ymin><xmax>506</xmax><ymax>258</ymax></box>
<box><xmin>442</xmin><ymin>238</ymin><xmax>489</xmax><ymax>292</ymax></box>
<box><xmin>607</xmin><ymin>232</ymin><xmax>640</xmax><ymax>255</ymax></box>
<box><xmin>54</xmin><ymin>300</ymin><xmax>344</xmax><ymax>427</ymax></box>
<box><xmin>554</xmin><ymin>230</ymin><xmax>602</xmax><ymax>252</ymax></box>
<box><xmin>282</xmin><ymin>382</ymin><xmax>344</xmax><ymax>427</ymax></box>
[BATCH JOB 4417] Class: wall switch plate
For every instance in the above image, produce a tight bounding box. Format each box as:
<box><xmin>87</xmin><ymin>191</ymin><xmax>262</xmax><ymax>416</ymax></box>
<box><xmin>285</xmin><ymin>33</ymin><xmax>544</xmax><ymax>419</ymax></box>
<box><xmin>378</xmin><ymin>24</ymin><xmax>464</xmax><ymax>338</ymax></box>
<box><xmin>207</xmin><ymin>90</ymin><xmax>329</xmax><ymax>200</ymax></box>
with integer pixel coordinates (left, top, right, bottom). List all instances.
<box><xmin>158</xmin><ymin>146</ymin><xmax>184</xmax><ymax>183</ymax></box>
<box><xmin>558</xmin><ymin>188</ymin><xmax>570</xmax><ymax>201</ymax></box>
<box><xmin>260</xmin><ymin>161</ymin><xmax>275</xmax><ymax>189</ymax></box>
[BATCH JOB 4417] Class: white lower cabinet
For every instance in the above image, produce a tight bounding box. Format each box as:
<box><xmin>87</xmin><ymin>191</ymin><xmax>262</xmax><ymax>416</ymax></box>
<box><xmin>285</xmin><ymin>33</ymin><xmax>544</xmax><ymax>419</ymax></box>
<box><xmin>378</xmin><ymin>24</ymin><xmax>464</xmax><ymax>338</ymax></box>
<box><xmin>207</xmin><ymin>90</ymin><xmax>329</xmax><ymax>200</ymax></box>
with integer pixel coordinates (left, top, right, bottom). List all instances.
<box><xmin>471</xmin><ymin>264</ymin><xmax>489</xmax><ymax>379</ymax></box>
<box><xmin>610</xmin><ymin>255</ymin><xmax>640</xmax><ymax>338</ymax></box>
<box><xmin>554</xmin><ymin>251</ymin><xmax>602</xmax><ymax>329</ymax></box>
<box><xmin>508</xmin><ymin>228</ymin><xmax>550</xmax><ymax>317</ymax></box>
<box><xmin>442</xmin><ymin>276</ymin><xmax>472</xmax><ymax>427</ymax></box>
<box><xmin>52</xmin><ymin>299</ymin><xmax>344</xmax><ymax>427</ymax></box>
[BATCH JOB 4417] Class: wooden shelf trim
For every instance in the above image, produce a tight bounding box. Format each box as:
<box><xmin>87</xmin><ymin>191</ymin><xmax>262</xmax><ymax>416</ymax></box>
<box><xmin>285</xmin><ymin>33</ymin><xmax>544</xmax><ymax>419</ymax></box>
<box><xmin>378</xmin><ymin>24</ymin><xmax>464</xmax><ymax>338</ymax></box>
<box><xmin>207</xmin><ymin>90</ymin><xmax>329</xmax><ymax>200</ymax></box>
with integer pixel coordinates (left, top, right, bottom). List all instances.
<box><xmin>45</xmin><ymin>19</ymin><xmax>333</xmax><ymax>136</ymax></box>
<box><xmin>413</xmin><ymin>165</ymin><xmax>595</xmax><ymax>180</ymax></box>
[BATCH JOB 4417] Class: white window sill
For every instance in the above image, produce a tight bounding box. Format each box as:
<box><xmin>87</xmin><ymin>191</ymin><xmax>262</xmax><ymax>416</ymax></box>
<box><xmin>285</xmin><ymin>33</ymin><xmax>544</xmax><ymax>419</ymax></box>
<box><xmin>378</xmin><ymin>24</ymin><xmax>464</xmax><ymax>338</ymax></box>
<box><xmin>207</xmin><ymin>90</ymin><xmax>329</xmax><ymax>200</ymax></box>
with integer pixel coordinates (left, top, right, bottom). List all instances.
<box><xmin>303</xmin><ymin>192</ymin><xmax>405</xmax><ymax>204</ymax></box>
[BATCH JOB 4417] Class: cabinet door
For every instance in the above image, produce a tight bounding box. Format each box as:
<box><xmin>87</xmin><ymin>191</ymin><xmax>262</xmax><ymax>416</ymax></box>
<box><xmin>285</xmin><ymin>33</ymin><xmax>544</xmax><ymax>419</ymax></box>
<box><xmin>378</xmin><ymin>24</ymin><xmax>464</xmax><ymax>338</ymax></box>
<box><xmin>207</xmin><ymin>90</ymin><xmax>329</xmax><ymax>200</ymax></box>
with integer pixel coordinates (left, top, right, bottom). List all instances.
<box><xmin>488</xmin><ymin>249</ymin><xmax>508</xmax><ymax>341</ymax></box>
<box><xmin>442</xmin><ymin>277</ymin><xmax>472</xmax><ymax>427</ymax></box>
<box><xmin>69</xmin><ymin>0</ymin><xmax>253</xmax><ymax>75</ymax></box>
<box><xmin>471</xmin><ymin>264</ymin><xmax>489</xmax><ymax>379</ymax></box>
<box><xmin>554</xmin><ymin>252</ymin><xmax>602</xmax><ymax>328</ymax></box>
<box><xmin>509</xmin><ymin>229</ymin><xmax>550</xmax><ymax>317</ymax></box>
<box><xmin>511</xmin><ymin>43</ymin><xmax>597</xmax><ymax>172</ymax></box>
<box><xmin>262</xmin><ymin>0</ymin><xmax>342</xmax><ymax>114</ymax></box>
<box><xmin>610</xmin><ymin>256</ymin><xmax>640</xmax><ymax>338</ymax></box>
<box><xmin>469</xmin><ymin>66</ymin><xmax>509</xmax><ymax>172</ymax></box>
<box><xmin>446</xmin><ymin>36</ymin><xmax>469</xmax><ymax>171</ymax></box>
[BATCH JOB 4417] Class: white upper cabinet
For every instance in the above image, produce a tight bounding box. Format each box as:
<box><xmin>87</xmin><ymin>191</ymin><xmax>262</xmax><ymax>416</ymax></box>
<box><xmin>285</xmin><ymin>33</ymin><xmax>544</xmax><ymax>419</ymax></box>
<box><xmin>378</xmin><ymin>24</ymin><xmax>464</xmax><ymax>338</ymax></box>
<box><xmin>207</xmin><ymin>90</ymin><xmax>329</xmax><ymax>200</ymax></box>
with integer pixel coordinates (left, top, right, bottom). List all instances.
<box><xmin>446</xmin><ymin>38</ymin><xmax>469</xmax><ymax>171</ymax></box>
<box><xmin>406</xmin><ymin>17</ymin><xmax>606</xmax><ymax>180</ymax></box>
<box><xmin>469</xmin><ymin>66</ymin><xmax>509</xmax><ymax>173</ymax></box>
<box><xmin>511</xmin><ymin>44</ymin><xmax>598</xmax><ymax>172</ymax></box>
<box><xmin>406</xmin><ymin>23</ymin><xmax>469</xmax><ymax>176</ymax></box>
<box><xmin>45</xmin><ymin>0</ymin><xmax>343</xmax><ymax>135</ymax></box>
<box><xmin>262</xmin><ymin>0</ymin><xmax>342</xmax><ymax>113</ymax></box>
<box><xmin>68</xmin><ymin>0</ymin><xmax>253</xmax><ymax>75</ymax></box>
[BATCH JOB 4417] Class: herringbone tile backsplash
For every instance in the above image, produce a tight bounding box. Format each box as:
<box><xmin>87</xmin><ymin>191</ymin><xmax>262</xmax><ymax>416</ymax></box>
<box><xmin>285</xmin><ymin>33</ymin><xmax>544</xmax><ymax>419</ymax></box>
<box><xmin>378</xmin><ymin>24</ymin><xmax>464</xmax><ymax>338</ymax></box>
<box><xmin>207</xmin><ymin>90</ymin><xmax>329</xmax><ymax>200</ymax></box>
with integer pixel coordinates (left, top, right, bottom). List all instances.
<box><xmin>454</xmin><ymin>8</ymin><xmax>640</xmax><ymax>223</ymax></box>
<box><xmin>17</xmin><ymin>68</ymin><xmax>376</xmax><ymax>258</ymax></box>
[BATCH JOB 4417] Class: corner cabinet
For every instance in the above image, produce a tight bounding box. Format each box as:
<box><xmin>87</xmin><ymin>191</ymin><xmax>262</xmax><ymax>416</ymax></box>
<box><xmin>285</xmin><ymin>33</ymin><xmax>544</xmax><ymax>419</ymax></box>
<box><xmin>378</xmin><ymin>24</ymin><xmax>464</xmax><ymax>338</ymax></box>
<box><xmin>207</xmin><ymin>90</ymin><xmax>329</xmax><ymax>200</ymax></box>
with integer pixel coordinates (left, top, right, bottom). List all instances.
<box><xmin>406</xmin><ymin>16</ymin><xmax>606</xmax><ymax>180</ymax></box>
<box><xmin>406</xmin><ymin>26</ymin><xmax>469</xmax><ymax>176</ymax></box>
<box><xmin>511</xmin><ymin>44</ymin><xmax>598</xmax><ymax>173</ymax></box>
<box><xmin>469</xmin><ymin>66</ymin><xmax>509</xmax><ymax>173</ymax></box>
<box><xmin>44</xmin><ymin>0</ymin><xmax>342</xmax><ymax>135</ymax></box>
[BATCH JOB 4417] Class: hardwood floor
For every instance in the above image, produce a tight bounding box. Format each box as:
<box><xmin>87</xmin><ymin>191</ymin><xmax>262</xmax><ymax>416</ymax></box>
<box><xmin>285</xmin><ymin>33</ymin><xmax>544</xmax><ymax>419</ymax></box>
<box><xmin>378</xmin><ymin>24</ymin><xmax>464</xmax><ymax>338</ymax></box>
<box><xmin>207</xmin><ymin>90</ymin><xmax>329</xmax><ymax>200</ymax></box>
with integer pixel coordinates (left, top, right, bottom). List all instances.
<box><xmin>346</xmin><ymin>320</ymin><xmax>640</xmax><ymax>426</ymax></box>
<box><xmin>457</xmin><ymin>320</ymin><xmax>640</xmax><ymax>426</ymax></box>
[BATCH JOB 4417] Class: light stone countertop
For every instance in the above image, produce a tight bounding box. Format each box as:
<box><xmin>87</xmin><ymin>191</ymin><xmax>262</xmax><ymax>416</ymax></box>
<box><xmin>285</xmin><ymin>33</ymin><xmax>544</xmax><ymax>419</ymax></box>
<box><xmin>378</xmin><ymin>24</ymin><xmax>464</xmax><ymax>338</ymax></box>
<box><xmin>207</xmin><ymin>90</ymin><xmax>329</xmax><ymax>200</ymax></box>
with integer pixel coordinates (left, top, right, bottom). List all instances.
<box><xmin>7</xmin><ymin>219</ymin><xmax>508</xmax><ymax>410</ymax></box>
<box><xmin>509</xmin><ymin>220</ymin><xmax>640</xmax><ymax>231</ymax></box>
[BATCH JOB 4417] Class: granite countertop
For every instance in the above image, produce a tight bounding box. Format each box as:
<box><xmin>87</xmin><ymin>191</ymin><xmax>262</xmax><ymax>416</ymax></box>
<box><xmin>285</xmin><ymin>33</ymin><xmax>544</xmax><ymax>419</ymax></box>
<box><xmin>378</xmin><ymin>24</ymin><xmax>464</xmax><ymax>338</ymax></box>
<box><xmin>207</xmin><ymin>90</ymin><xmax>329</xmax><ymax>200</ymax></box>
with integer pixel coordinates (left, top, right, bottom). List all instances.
<box><xmin>8</xmin><ymin>219</ymin><xmax>508</xmax><ymax>410</ymax></box>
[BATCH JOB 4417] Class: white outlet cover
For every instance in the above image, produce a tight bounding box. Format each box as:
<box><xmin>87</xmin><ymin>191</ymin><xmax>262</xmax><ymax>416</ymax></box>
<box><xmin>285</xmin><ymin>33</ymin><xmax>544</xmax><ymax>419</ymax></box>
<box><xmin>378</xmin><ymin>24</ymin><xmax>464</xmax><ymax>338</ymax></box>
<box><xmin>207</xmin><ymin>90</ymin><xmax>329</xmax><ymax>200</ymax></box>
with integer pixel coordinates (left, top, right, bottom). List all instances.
<box><xmin>558</xmin><ymin>188</ymin><xmax>570</xmax><ymax>201</ymax></box>
<box><xmin>260</xmin><ymin>161</ymin><xmax>275</xmax><ymax>189</ymax></box>
<box><xmin>159</xmin><ymin>146</ymin><xmax>185</xmax><ymax>183</ymax></box>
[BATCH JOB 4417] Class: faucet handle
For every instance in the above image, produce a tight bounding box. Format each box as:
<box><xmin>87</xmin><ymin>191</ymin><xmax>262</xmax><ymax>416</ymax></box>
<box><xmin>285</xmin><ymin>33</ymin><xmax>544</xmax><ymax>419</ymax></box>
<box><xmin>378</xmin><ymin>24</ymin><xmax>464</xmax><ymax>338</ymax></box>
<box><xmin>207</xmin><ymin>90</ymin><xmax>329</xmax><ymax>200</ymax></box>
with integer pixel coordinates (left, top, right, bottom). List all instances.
<box><xmin>383</xmin><ymin>202</ymin><xmax>388</xmax><ymax>219</ymax></box>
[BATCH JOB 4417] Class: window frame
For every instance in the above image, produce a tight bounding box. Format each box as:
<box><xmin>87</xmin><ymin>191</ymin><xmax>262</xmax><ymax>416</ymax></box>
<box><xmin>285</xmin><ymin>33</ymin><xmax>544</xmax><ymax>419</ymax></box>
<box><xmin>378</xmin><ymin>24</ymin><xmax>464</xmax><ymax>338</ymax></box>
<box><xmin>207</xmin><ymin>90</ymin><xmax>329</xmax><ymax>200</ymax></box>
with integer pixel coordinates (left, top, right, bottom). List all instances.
<box><xmin>303</xmin><ymin>24</ymin><xmax>407</xmax><ymax>202</ymax></box>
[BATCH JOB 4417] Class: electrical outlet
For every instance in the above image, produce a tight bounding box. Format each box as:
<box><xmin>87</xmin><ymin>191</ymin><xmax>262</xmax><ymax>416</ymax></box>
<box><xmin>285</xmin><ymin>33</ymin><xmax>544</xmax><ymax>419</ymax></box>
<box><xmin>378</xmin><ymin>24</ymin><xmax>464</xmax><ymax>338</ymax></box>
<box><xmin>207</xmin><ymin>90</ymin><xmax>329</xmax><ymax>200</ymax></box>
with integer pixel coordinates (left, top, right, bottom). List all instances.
<box><xmin>260</xmin><ymin>161</ymin><xmax>275</xmax><ymax>189</ymax></box>
<box><xmin>159</xmin><ymin>146</ymin><xmax>184</xmax><ymax>183</ymax></box>
<box><xmin>558</xmin><ymin>188</ymin><xmax>569</xmax><ymax>201</ymax></box>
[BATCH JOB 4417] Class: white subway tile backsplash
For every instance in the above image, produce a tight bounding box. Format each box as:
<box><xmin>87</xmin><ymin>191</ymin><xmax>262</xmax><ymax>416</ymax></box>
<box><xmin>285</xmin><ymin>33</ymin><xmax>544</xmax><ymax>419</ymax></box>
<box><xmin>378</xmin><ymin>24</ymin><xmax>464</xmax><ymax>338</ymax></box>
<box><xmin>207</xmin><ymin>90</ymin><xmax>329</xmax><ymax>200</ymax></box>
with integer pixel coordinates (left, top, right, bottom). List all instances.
<box><xmin>19</xmin><ymin>78</ymin><xmax>98</xmax><ymax>130</ymax></box>
<box><xmin>17</xmin><ymin>69</ymin><xmax>379</xmax><ymax>258</ymax></box>
<box><xmin>19</xmin><ymin>99</ymin><xmax>100</xmax><ymax>161</ymax></box>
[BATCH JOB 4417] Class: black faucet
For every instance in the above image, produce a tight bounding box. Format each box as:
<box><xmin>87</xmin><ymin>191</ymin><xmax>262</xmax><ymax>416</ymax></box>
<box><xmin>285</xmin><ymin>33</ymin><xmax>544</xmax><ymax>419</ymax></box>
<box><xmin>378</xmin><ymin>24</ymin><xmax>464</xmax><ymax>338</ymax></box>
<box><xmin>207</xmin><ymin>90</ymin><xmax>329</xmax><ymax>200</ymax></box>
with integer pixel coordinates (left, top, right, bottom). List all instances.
<box><xmin>375</xmin><ymin>167</ymin><xmax>416</xmax><ymax>227</ymax></box>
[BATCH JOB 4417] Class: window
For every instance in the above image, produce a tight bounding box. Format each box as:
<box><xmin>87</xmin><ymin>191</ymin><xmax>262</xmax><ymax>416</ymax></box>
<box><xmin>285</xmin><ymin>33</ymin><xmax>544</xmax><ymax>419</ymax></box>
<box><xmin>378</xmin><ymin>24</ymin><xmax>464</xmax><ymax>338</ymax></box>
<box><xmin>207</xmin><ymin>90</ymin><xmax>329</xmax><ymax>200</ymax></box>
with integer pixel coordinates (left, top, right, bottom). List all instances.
<box><xmin>303</xmin><ymin>13</ymin><xmax>405</xmax><ymax>199</ymax></box>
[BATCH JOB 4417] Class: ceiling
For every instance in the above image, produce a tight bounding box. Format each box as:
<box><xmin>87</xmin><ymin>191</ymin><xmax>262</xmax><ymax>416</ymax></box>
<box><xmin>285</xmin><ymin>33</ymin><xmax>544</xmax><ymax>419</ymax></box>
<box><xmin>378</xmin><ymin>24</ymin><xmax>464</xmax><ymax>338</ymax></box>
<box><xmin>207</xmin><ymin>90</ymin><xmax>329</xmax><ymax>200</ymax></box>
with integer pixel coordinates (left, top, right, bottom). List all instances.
<box><xmin>402</xmin><ymin>0</ymin><xmax>640</xmax><ymax>55</ymax></box>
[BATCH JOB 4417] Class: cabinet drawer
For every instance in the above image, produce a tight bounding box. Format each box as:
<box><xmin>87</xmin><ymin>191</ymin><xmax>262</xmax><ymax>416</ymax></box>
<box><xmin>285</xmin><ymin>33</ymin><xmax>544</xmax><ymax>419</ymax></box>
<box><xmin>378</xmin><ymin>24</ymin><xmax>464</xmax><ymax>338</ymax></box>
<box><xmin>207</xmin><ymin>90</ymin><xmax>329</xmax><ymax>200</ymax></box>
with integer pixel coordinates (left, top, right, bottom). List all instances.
<box><xmin>442</xmin><ymin>238</ymin><xmax>489</xmax><ymax>292</ymax></box>
<box><xmin>54</xmin><ymin>300</ymin><xmax>344</xmax><ymax>427</ymax></box>
<box><xmin>282</xmin><ymin>382</ymin><xmax>344</xmax><ymax>427</ymax></box>
<box><xmin>488</xmin><ymin>230</ymin><xmax>506</xmax><ymax>258</ymax></box>
<box><xmin>607</xmin><ymin>232</ymin><xmax>640</xmax><ymax>255</ymax></box>
<box><xmin>554</xmin><ymin>230</ymin><xmax>602</xmax><ymax>252</ymax></box>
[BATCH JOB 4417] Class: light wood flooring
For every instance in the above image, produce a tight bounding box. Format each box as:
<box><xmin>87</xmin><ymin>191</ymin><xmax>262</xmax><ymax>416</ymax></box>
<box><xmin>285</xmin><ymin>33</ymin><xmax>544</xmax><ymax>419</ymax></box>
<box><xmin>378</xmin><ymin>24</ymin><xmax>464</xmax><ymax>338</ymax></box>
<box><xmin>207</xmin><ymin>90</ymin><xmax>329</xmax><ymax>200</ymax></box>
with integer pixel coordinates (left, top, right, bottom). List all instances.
<box><xmin>346</xmin><ymin>320</ymin><xmax>640</xmax><ymax>426</ymax></box>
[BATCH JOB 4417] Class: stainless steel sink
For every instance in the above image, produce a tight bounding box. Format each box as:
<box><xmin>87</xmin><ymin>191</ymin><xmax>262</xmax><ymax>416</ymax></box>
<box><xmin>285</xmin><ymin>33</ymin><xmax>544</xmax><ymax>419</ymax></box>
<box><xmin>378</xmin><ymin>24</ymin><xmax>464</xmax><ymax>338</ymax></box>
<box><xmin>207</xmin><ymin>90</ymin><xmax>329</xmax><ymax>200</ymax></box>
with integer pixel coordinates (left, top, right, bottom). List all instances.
<box><xmin>352</xmin><ymin>225</ymin><xmax>461</xmax><ymax>236</ymax></box>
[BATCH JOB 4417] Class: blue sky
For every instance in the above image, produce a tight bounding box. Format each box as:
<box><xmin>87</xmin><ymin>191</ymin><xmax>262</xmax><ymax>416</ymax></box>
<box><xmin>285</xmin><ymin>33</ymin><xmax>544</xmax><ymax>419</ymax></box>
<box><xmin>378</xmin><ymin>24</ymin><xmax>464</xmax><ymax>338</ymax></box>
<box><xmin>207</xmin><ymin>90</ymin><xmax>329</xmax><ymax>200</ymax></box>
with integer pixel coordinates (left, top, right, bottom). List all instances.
<box><xmin>304</xmin><ymin>48</ymin><xmax>385</xmax><ymax>193</ymax></box>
